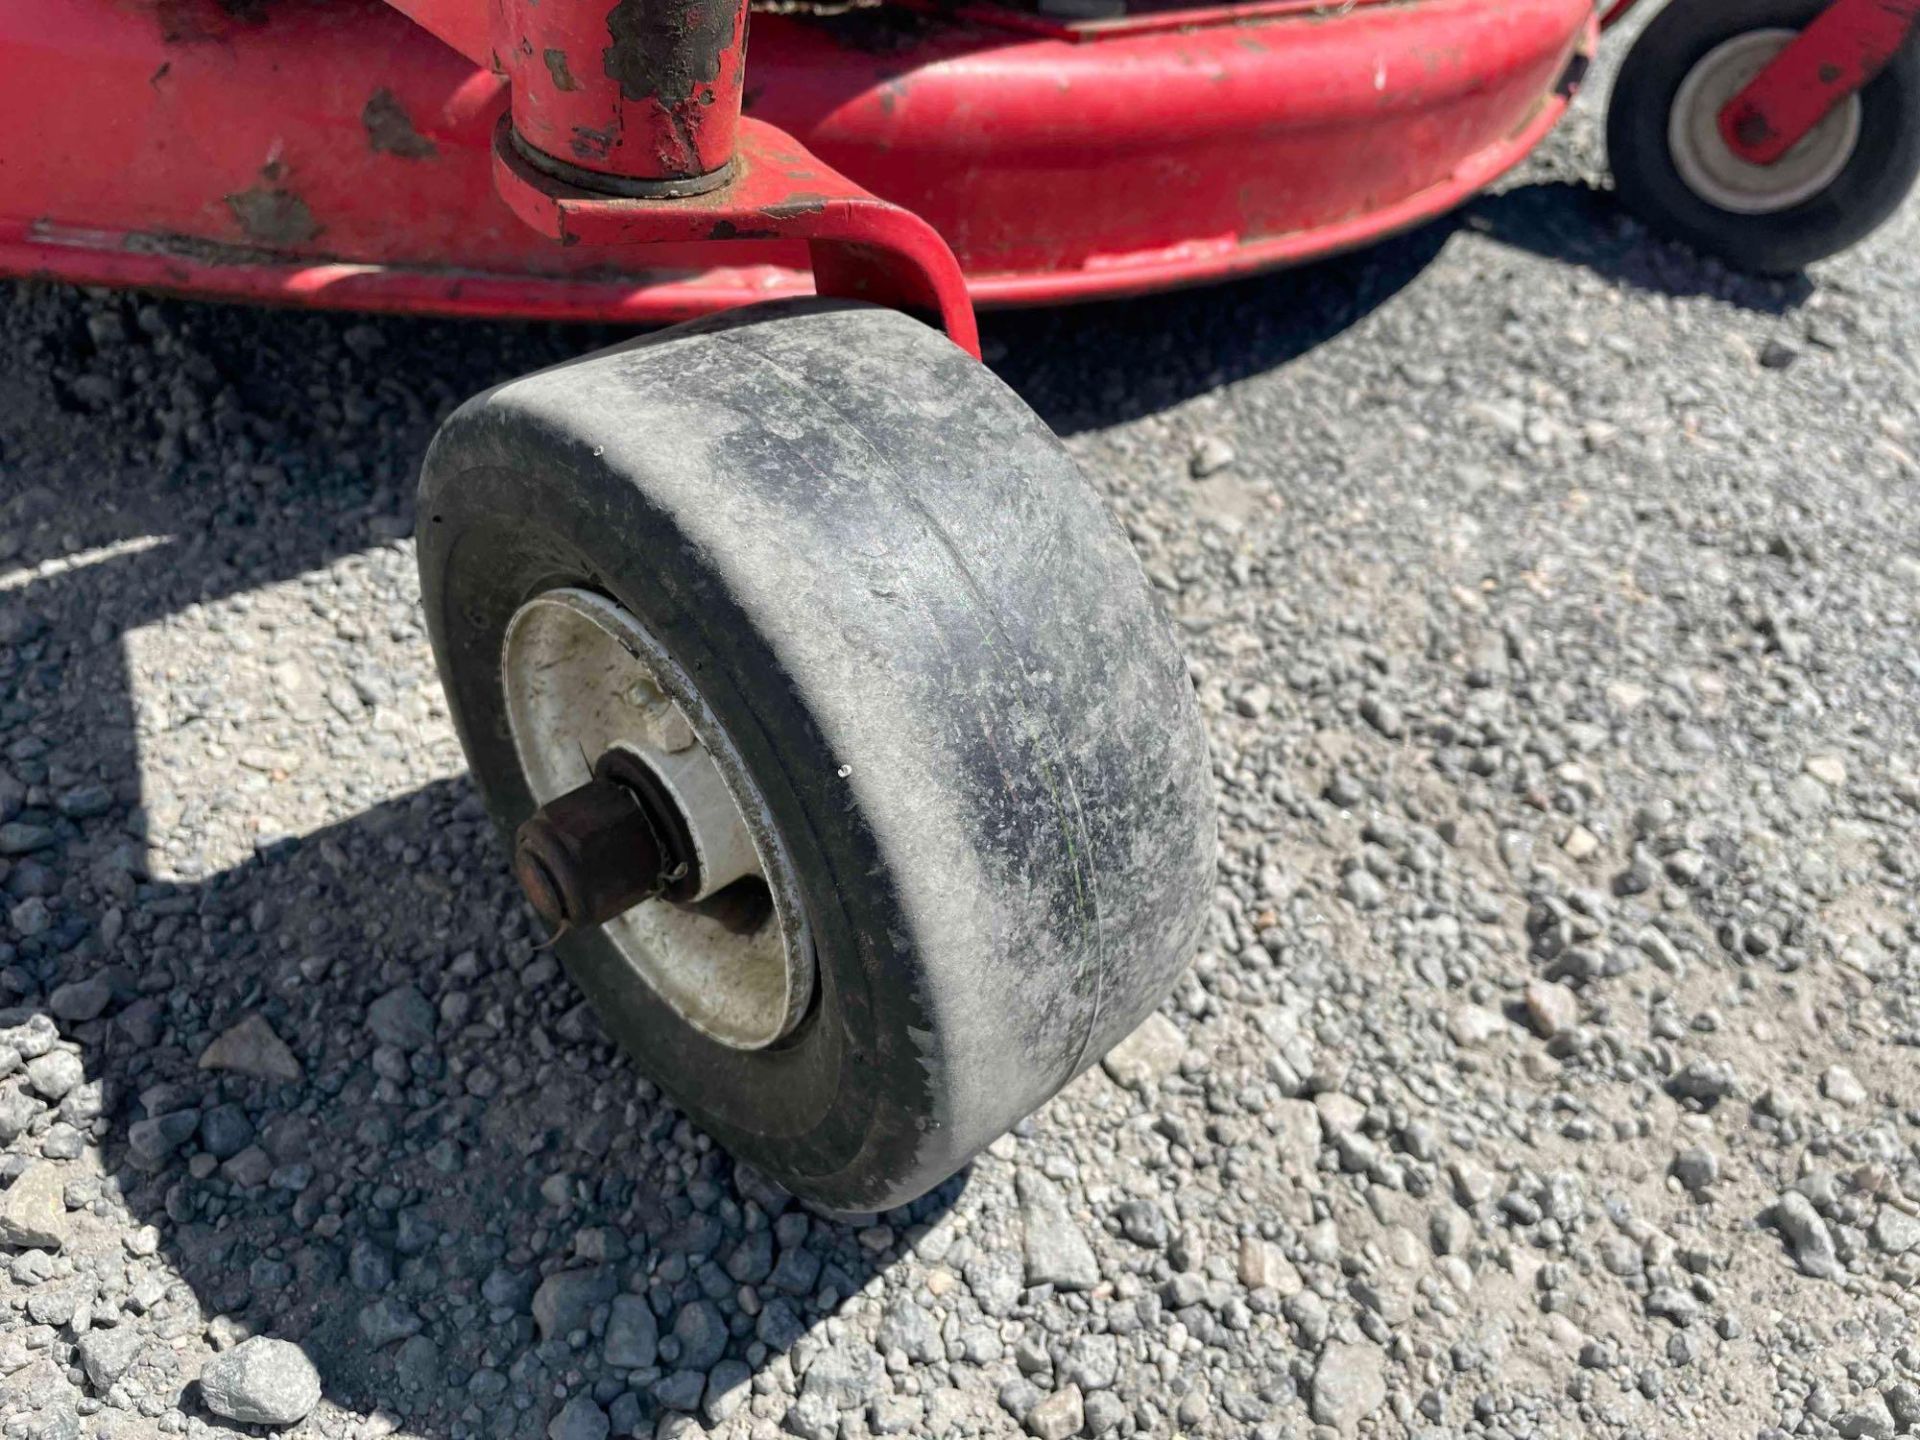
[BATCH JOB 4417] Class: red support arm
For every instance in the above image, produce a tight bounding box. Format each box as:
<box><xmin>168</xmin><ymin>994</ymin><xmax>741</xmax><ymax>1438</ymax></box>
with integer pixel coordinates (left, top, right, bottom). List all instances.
<box><xmin>492</xmin><ymin>115</ymin><xmax>981</xmax><ymax>356</ymax></box>
<box><xmin>1719</xmin><ymin>0</ymin><xmax>1920</xmax><ymax>165</ymax></box>
<box><xmin>375</xmin><ymin>0</ymin><xmax>981</xmax><ymax>352</ymax></box>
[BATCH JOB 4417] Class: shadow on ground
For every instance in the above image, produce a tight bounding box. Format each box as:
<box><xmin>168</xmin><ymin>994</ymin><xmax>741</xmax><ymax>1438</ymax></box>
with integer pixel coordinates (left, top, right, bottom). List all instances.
<box><xmin>1457</xmin><ymin>179</ymin><xmax>1814</xmax><ymax>313</ymax></box>
<box><xmin>68</xmin><ymin>776</ymin><xmax>956</xmax><ymax>1434</ymax></box>
<box><xmin>982</xmin><ymin>220</ymin><xmax>1454</xmax><ymax>435</ymax></box>
<box><xmin>978</xmin><ymin>179</ymin><xmax>1809</xmax><ymax>436</ymax></box>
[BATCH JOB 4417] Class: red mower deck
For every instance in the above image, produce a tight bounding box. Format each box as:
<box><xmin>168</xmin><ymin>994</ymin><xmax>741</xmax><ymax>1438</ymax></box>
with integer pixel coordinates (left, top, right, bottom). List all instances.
<box><xmin>0</xmin><ymin>0</ymin><xmax>1594</xmax><ymax>322</ymax></box>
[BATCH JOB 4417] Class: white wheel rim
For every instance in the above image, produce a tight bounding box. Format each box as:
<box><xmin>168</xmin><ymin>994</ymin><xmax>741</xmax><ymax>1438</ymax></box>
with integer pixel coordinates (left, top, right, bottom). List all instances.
<box><xmin>1668</xmin><ymin>28</ymin><xmax>1863</xmax><ymax>216</ymax></box>
<box><xmin>501</xmin><ymin>588</ymin><xmax>814</xmax><ymax>1050</ymax></box>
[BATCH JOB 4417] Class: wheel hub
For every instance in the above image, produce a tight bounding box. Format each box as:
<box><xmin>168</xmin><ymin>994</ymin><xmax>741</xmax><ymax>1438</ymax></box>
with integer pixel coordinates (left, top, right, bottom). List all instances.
<box><xmin>500</xmin><ymin>588</ymin><xmax>815</xmax><ymax>1051</ymax></box>
<box><xmin>1668</xmin><ymin>28</ymin><xmax>1863</xmax><ymax>216</ymax></box>
<box><xmin>511</xmin><ymin>765</ymin><xmax>690</xmax><ymax>934</ymax></box>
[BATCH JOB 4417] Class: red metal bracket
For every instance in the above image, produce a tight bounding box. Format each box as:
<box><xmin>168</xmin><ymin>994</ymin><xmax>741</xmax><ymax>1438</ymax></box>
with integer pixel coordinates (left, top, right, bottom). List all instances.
<box><xmin>473</xmin><ymin>0</ymin><xmax>979</xmax><ymax>353</ymax></box>
<box><xmin>1597</xmin><ymin>0</ymin><xmax>1642</xmax><ymax>30</ymax></box>
<box><xmin>1719</xmin><ymin>0</ymin><xmax>1920</xmax><ymax>164</ymax></box>
<box><xmin>491</xmin><ymin>114</ymin><xmax>981</xmax><ymax>357</ymax></box>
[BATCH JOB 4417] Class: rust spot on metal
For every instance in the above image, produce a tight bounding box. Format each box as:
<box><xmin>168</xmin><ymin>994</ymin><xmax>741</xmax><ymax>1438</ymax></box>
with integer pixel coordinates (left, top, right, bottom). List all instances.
<box><xmin>661</xmin><ymin>109</ymin><xmax>702</xmax><ymax>172</ymax></box>
<box><xmin>603</xmin><ymin>0</ymin><xmax>732</xmax><ymax>106</ymax></box>
<box><xmin>156</xmin><ymin>0</ymin><xmax>277</xmax><ymax>41</ymax></box>
<box><xmin>225</xmin><ymin>181</ymin><xmax>321</xmax><ymax>248</ymax></box>
<box><xmin>763</xmin><ymin>193</ymin><xmax>829</xmax><ymax>219</ymax></box>
<box><xmin>124</xmin><ymin>228</ymin><xmax>283</xmax><ymax>266</ymax></box>
<box><xmin>362</xmin><ymin>89</ymin><xmax>438</xmax><ymax>160</ymax></box>
<box><xmin>155</xmin><ymin>0</ymin><xmax>220</xmax><ymax>43</ymax></box>
<box><xmin>572</xmin><ymin>124</ymin><xmax>617</xmax><ymax>161</ymax></box>
<box><xmin>1733</xmin><ymin>110</ymin><xmax>1774</xmax><ymax>147</ymax></box>
<box><xmin>708</xmin><ymin>219</ymin><xmax>778</xmax><ymax>240</ymax></box>
<box><xmin>543</xmin><ymin>47</ymin><xmax>581</xmax><ymax>90</ymax></box>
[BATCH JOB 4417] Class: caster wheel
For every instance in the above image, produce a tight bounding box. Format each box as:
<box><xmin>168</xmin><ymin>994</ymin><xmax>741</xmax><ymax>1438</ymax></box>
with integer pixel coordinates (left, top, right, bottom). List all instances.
<box><xmin>1607</xmin><ymin>0</ymin><xmax>1920</xmax><ymax>273</ymax></box>
<box><xmin>417</xmin><ymin>299</ymin><xmax>1215</xmax><ymax>1212</ymax></box>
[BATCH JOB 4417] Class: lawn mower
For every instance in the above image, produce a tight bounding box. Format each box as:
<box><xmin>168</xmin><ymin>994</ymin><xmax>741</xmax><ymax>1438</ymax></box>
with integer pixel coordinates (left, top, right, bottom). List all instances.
<box><xmin>3</xmin><ymin>0</ymin><xmax>1913</xmax><ymax>1213</ymax></box>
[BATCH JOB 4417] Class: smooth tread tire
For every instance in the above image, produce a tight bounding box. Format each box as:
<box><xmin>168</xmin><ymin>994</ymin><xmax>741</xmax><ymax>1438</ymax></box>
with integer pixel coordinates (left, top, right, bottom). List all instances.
<box><xmin>1606</xmin><ymin>0</ymin><xmax>1920</xmax><ymax>273</ymax></box>
<box><xmin>417</xmin><ymin>299</ymin><xmax>1215</xmax><ymax>1212</ymax></box>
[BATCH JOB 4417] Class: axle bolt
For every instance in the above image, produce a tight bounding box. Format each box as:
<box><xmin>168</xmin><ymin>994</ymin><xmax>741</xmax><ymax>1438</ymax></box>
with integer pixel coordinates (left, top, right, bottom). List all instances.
<box><xmin>512</xmin><ymin>775</ymin><xmax>672</xmax><ymax>932</ymax></box>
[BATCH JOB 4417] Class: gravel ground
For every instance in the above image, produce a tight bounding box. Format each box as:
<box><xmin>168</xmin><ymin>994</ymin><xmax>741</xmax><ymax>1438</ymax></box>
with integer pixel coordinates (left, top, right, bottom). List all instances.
<box><xmin>3</xmin><ymin>45</ymin><xmax>1920</xmax><ymax>1440</ymax></box>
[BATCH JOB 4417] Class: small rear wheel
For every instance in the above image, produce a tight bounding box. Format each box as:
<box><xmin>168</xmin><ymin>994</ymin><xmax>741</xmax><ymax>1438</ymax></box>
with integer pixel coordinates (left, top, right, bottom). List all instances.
<box><xmin>417</xmin><ymin>300</ymin><xmax>1215</xmax><ymax>1212</ymax></box>
<box><xmin>1607</xmin><ymin>0</ymin><xmax>1920</xmax><ymax>273</ymax></box>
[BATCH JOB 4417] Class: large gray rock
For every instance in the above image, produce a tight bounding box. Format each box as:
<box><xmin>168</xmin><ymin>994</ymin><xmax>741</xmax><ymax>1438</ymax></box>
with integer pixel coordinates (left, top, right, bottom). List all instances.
<box><xmin>1872</xmin><ymin>1206</ymin><xmax>1920</xmax><ymax>1257</ymax></box>
<box><xmin>393</xmin><ymin>1334</ymin><xmax>441</xmax><ymax>1392</ymax></box>
<box><xmin>357</xmin><ymin>1297</ymin><xmax>423</xmax><ymax>1347</ymax></box>
<box><xmin>48</xmin><ymin>977</ymin><xmax>112</xmax><ymax>1023</ymax></box>
<box><xmin>801</xmin><ymin>1342</ymin><xmax>884</xmax><ymax>1410</ymax></box>
<box><xmin>875</xmin><ymin>1298</ymin><xmax>943</xmax><ymax>1364</ymax></box>
<box><xmin>785</xmin><ymin>1389</ymin><xmax>838</xmax><ymax>1440</ymax></box>
<box><xmin>1026</xmin><ymin>1384</ymin><xmax>1084</xmax><ymax>1440</ymax></box>
<box><xmin>533</xmin><ymin>1265</ymin><xmax>616</xmax><ymax>1342</ymax></box>
<box><xmin>603</xmin><ymin>1294</ymin><xmax>658</xmax><ymax>1369</ymax></box>
<box><xmin>367</xmin><ymin>986</ymin><xmax>436</xmax><ymax>1051</ymax></box>
<box><xmin>703</xmin><ymin>1360</ymin><xmax>752</xmax><ymax>1426</ymax></box>
<box><xmin>1058</xmin><ymin>1335</ymin><xmax>1119</xmax><ymax>1391</ymax></box>
<box><xmin>1522</xmin><ymin>979</ymin><xmax>1579</xmax><ymax>1038</ymax></box>
<box><xmin>0</xmin><ymin>1087</ymin><xmax>42</xmax><ymax>1145</ymax></box>
<box><xmin>964</xmin><ymin>1250</ymin><xmax>1023</xmax><ymax>1316</ymax></box>
<box><xmin>671</xmin><ymin>1300</ymin><xmax>727</xmax><ymax>1372</ymax></box>
<box><xmin>1772</xmin><ymin>1192</ymin><xmax>1841</xmax><ymax>1279</ymax></box>
<box><xmin>1101</xmin><ymin>1012</ymin><xmax>1186</xmax><ymax>1088</ymax></box>
<box><xmin>1311</xmin><ymin>1340</ymin><xmax>1387</xmax><ymax>1432</ymax></box>
<box><xmin>1237</xmin><ymin>1236</ymin><xmax>1303</xmax><ymax>1296</ymax></box>
<box><xmin>198</xmin><ymin>1014</ymin><xmax>303</xmax><ymax>1083</ymax></box>
<box><xmin>77</xmin><ymin>1327</ymin><xmax>146</xmax><ymax>1390</ymax></box>
<box><xmin>653</xmin><ymin>1370</ymin><xmax>706</xmax><ymax>1412</ymax></box>
<box><xmin>24</xmin><ymin>1049</ymin><xmax>83</xmax><ymax>1102</ymax></box>
<box><xmin>1017</xmin><ymin>1172</ymin><xmax>1100</xmax><ymax>1292</ymax></box>
<box><xmin>128</xmin><ymin>1109</ymin><xmax>199</xmax><ymax>1165</ymax></box>
<box><xmin>0</xmin><ymin>1163</ymin><xmax>69</xmax><ymax>1250</ymax></box>
<box><xmin>547</xmin><ymin>1396</ymin><xmax>610</xmax><ymax>1440</ymax></box>
<box><xmin>198</xmin><ymin>1337</ymin><xmax>322</xmax><ymax>1427</ymax></box>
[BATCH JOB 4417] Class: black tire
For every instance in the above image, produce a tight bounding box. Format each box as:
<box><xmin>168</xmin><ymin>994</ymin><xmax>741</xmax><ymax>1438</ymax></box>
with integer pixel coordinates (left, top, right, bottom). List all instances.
<box><xmin>417</xmin><ymin>299</ymin><xmax>1215</xmax><ymax>1212</ymax></box>
<box><xmin>1607</xmin><ymin>0</ymin><xmax>1920</xmax><ymax>273</ymax></box>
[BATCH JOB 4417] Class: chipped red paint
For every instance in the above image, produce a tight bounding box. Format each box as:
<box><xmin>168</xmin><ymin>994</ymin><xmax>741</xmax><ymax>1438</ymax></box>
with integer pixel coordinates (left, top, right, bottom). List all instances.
<box><xmin>1718</xmin><ymin>0</ymin><xmax>1920</xmax><ymax>165</ymax></box>
<box><xmin>498</xmin><ymin>0</ymin><xmax>749</xmax><ymax>184</ymax></box>
<box><xmin>492</xmin><ymin>114</ymin><xmax>979</xmax><ymax>353</ymax></box>
<box><xmin>0</xmin><ymin>0</ymin><xmax>1593</xmax><ymax>321</ymax></box>
<box><xmin>484</xmin><ymin>0</ymin><xmax>970</xmax><ymax>350</ymax></box>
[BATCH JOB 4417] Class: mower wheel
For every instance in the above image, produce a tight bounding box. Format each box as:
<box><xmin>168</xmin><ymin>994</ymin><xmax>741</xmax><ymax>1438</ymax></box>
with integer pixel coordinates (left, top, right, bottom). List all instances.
<box><xmin>1607</xmin><ymin>0</ymin><xmax>1920</xmax><ymax>273</ymax></box>
<box><xmin>416</xmin><ymin>299</ymin><xmax>1215</xmax><ymax>1213</ymax></box>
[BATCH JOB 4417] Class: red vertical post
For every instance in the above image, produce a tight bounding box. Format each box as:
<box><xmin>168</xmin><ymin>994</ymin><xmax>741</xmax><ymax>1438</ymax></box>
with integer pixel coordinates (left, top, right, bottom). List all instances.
<box><xmin>495</xmin><ymin>0</ymin><xmax>750</xmax><ymax>193</ymax></box>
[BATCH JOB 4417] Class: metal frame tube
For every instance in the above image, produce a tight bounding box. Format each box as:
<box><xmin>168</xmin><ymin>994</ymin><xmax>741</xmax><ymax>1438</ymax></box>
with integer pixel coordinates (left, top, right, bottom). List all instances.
<box><xmin>496</xmin><ymin>0</ymin><xmax>751</xmax><ymax>188</ymax></box>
